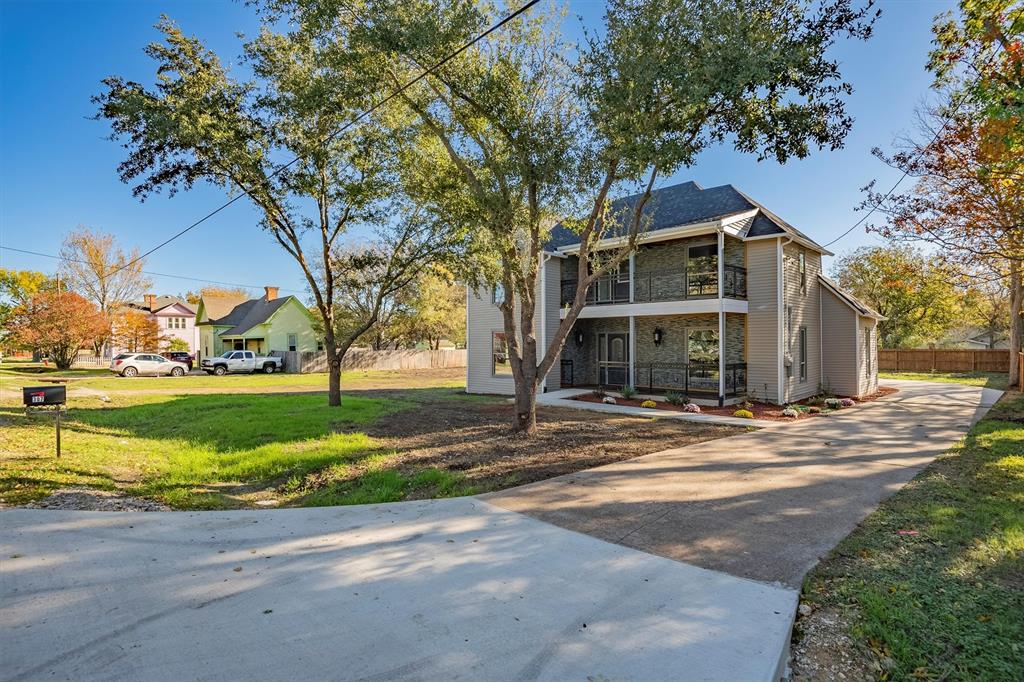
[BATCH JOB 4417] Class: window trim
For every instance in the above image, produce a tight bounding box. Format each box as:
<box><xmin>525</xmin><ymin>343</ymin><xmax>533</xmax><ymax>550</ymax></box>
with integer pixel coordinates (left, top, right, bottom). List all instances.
<box><xmin>491</xmin><ymin>330</ymin><xmax>513</xmax><ymax>377</ymax></box>
<box><xmin>287</xmin><ymin>333</ymin><xmax>298</xmax><ymax>352</ymax></box>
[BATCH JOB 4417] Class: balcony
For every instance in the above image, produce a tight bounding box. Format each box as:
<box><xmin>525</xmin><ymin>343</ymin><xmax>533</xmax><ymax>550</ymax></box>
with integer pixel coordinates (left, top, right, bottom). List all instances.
<box><xmin>560</xmin><ymin>264</ymin><xmax>747</xmax><ymax>306</ymax></box>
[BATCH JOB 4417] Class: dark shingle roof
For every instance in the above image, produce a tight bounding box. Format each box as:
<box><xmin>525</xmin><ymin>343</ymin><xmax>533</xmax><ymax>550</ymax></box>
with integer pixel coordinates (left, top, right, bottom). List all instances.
<box><xmin>818</xmin><ymin>275</ymin><xmax>885</xmax><ymax>319</ymax></box>
<box><xmin>546</xmin><ymin>180</ymin><xmax>826</xmax><ymax>252</ymax></box>
<box><xmin>208</xmin><ymin>296</ymin><xmax>292</xmax><ymax>336</ymax></box>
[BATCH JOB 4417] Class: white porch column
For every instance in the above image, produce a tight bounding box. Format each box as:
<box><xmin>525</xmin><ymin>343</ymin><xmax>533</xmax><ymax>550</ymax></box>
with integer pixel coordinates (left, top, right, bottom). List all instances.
<box><xmin>628</xmin><ymin>252</ymin><xmax>636</xmax><ymax>303</ymax></box>
<box><xmin>629</xmin><ymin>315</ymin><xmax>636</xmax><ymax>389</ymax></box>
<box><xmin>717</xmin><ymin>229</ymin><xmax>726</xmax><ymax>406</ymax></box>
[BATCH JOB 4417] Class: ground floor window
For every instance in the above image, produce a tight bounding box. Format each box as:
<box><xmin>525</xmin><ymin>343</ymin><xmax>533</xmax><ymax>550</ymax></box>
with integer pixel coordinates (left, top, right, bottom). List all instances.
<box><xmin>492</xmin><ymin>332</ymin><xmax>512</xmax><ymax>375</ymax></box>
<box><xmin>864</xmin><ymin>327</ymin><xmax>872</xmax><ymax>374</ymax></box>
<box><xmin>799</xmin><ymin>326</ymin><xmax>807</xmax><ymax>381</ymax></box>
<box><xmin>686</xmin><ymin>328</ymin><xmax>719</xmax><ymax>364</ymax></box>
<box><xmin>288</xmin><ymin>333</ymin><xmax>298</xmax><ymax>352</ymax></box>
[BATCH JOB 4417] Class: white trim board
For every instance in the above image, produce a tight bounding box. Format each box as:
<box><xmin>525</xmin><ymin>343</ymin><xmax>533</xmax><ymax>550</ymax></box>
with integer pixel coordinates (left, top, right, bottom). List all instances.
<box><xmin>563</xmin><ymin>298</ymin><xmax>748</xmax><ymax>319</ymax></box>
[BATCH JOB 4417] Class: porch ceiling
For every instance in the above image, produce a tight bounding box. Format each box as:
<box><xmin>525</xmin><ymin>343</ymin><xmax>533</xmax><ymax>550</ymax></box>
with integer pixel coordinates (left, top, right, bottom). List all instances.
<box><xmin>563</xmin><ymin>299</ymin><xmax>748</xmax><ymax>319</ymax></box>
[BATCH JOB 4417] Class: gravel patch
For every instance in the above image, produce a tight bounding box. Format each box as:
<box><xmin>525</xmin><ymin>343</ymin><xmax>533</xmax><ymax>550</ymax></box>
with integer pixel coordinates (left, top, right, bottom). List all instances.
<box><xmin>790</xmin><ymin>605</ymin><xmax>880</xmax><ymax>681</ymax></box>
<box><xmin>23</xmin><ymin>488</ymin><xmax>170</xmax><ymax>512</ymax></box>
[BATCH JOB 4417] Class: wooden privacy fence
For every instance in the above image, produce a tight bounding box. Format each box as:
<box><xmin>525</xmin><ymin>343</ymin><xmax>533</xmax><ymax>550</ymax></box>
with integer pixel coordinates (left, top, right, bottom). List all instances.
<box><xmin>272</xmin><ymin>348</ymin><xmax>466</xmax><ymax>374</ymax></box>
<box><xmin>879</xmin><ymin>348</ymin><xmax>1010</xmax><ymax>373</ymax></box>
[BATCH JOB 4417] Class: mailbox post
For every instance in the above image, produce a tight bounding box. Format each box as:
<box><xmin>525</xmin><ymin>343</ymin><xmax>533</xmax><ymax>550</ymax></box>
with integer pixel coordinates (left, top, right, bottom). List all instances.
<box><xmin>23</xmin><ymin>386</ymin><xmax>67</xmax><ymax>458</ymax></box>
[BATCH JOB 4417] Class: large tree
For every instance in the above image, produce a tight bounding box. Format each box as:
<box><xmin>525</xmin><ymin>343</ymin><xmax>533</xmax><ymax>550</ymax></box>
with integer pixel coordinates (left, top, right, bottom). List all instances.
<box><xmin>865</xmin><ymin>1</ymin><xmax>1023</xmax><ymax>385</ymax></box>
<box><xmin>95</xmin><ymin>17</ymin><xmax>464</xmax><ymax>405</ymax></box>
<box><xmin>832</xmin><ymin>245</ymin><xmax>961</xmax><ymax>347</ymax></box>
<box><xmin>8</xmin><ymin>291</ymin><xmax>108</xmax><ymax>369</ymax></box>
<box><xmin>59</xmin><ymin>227</ymin><xmax>151</xmax><ymax>354</ymax></box>
<box><xmin>319</xmin><ymin>0</ymin><xmax>877</xmax><ymax>432</ymax></box>
<box><xmin>0</xmin><ymin>269</ymin><xmax>58</xmax><ymax>349</ymax></box>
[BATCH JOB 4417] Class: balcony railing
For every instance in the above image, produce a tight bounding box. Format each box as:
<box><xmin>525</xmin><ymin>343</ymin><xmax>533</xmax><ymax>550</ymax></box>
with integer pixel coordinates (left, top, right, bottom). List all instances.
<box><xmin>636</xmin><ymin>362</ymin><xmax>747</xmax><ymax>397</ymax></box>
<box><xmin>560</xmin><ymin>264</ymin><xmax>746</xmax><ymax>306</ymax></box>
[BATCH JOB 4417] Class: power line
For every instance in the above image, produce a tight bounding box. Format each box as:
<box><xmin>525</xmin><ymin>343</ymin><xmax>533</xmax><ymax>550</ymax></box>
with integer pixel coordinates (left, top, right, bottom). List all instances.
<box><xmin>96</xmin><ymin>0</ymin><xmax>541</xmax><ymax>283</ymax></box>
<box><xmin>823</xmin><ymin>49</ymin><xmax>1003</xmax><ymax>250</ymax></box>
<box><xmin>0</xmin><ymin>245</ymin><xmax>306</xmax><ymax>294</ymax></box>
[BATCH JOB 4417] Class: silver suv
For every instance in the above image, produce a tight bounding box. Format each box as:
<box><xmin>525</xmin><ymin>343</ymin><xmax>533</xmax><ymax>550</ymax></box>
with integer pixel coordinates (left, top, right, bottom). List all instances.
<box><xmin>110</xmin><ymin>353</ymin><xmax>190</xmax><ymax>377</ymax></box>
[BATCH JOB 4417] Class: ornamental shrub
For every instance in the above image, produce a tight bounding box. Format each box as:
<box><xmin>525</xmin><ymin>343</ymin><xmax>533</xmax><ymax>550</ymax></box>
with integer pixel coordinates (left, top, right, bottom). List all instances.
<box><xmin>592</xmin><ymin>386</ymin><xmax>607</xmax><ymax>399</ymax></box>
<box><xmin>824</xmin><ymin>398</ymin><xmax>842</xmax><ymax>409</ymax></box>
<box><xmin>808</xmin><ymin>406</ymin><xmax>821</xmax><ymax>414</ymax></box>
<box><xmin>683</xmin><ymin>403</ymin><xmax>701</xmax><ymax>413</ymax></box>
<box><xmin>781</xmin><ymin>407</ymin><xmax>799</xmax><ymax>418</ymax></box>
<box><xmin>619</xmin><ymin>385</ymin><xmax>638</xmax><ymax>399</ymax></box>
<box><xmin>733</xmin><ymin>409</ymin><xmax>754</xmax><ymax>419</ymax></box>
<box><xmin>602</xmin><ymin>396</ymin><xmax>617</xmax><ymax>404</ymax></box>
<box><xmin>640</xmin><ymin>399</ymin><xmax>657</xmax><ymax>409</ymax></box>
<box><xmin>665</xmin><ymin>391</ymin><xmax>686</xmax><ymax>405</ymax></box>
<box><xmin>840</xmin><ymin>398</ymin><xmax>855</xmax><ymax>407</ymax></box>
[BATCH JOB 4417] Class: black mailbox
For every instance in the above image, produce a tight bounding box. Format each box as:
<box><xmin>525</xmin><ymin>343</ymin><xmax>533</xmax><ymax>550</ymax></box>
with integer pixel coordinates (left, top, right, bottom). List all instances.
<box><xmin>23</xmin><ymin>385</ymin><xmax>67</xmax><ymax>406</ymax></box>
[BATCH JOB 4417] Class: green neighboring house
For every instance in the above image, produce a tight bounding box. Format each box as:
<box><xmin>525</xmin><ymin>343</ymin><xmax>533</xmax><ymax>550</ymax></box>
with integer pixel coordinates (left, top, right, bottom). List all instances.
<box><xmin>195</xmin><ymin>287</ymin><xmax>320</xmax><ymax>361</ymax></box>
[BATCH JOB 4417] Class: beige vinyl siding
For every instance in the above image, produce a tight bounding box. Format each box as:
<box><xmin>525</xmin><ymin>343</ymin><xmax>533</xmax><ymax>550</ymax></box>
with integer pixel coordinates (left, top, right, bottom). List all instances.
<box><xmin>745</xmin><ymin>239</ymin><xmax>780</xmax><ymax>402</ymax></box>
<box><xmin>782</xmin><ymin>244</ymin><xmax>822</xmax><ymax>402</ymax></box>
<box><xmin>466</xmin><ymin>285</ymin><xmax>517</xmax><ymax>395</ymax></box>
<box><xmin>543</xmin><ymin>257</ymin><xmax>563</xmax><ymax>389</ymax></box>
<box><xmin>857</xmin><ymin>317</ymin><xmax>878</xmax><ymax>397</ymax></box>
<box><xmin>820</xmin><ymin>287</ymin><xmax>859</xmax><ymax>397</ymax></box>
<box><xmin>466</xmin><ymin>259</ymin><xmax>553</xmax><ymax>395</ymax></box>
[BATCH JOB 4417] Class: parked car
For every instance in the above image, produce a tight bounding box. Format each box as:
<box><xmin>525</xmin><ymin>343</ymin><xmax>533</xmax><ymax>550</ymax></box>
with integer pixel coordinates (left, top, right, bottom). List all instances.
<box><xmin>161</xmin><ymin>351</ymin><xmax>194</xmax><ymax>371</ymax></box>
<box><xmin>110</xmin><ymin>353</ymin><xmax>190</xmax><ymax>377</ymax></box>
<box><xmin>200</xmin><ymin>350</ymin><xmax>284</xmax><ymax>375</ymax></box>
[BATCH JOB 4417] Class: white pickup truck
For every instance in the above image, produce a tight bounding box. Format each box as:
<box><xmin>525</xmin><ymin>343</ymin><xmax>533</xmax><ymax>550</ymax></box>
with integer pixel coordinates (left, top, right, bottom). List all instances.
<box><xmin>200</xmin><ymin>350</ymin><xmax>284</xmax><ymax>375</ymax></box>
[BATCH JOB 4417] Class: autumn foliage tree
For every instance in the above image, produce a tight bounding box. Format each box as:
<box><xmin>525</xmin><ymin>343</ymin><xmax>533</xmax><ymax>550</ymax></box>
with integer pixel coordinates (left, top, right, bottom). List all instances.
<box><xmin>112</xmin><ymin>310</ymin><xmax>162</xmax><ymax>352</ymax></box>
<box><xmin>8</xmin><ymin>292</ymin><xmax>108</xmax><ymax>369</ymax></box>
<box><xmin>864</xmin><ymin>1</ymin><xmax>1023</xmax><ymax>384</ymax></box>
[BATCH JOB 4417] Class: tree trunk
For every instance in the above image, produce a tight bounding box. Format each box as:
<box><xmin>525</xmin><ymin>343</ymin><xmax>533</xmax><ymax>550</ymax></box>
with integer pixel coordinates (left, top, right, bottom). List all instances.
<box><xmin>513</xmin><ymin>382</ymin><xmax>538</xmax><ymax>434</ymax></box>
<box><xmin>328</xmin><ymin>351</ymin><xmax>342</xmax><ymax>406</ymax></box>
<box><xmin>1009</xmin><ymin>260</ymin><xmax>1022</xmax><ymax>388</ymax></box>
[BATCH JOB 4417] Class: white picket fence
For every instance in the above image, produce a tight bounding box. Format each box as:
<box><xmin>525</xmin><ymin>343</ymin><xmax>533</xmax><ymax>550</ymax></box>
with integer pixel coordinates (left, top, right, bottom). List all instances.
<box><xmin>272</xmin><ymin>348</ymin><xmax>466</xmax><ymax>374</ymax></box>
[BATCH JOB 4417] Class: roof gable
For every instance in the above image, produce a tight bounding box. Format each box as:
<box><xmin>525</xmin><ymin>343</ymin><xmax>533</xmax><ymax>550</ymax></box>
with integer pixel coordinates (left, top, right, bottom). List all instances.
<box><xmin>215</xmin><ymin>296</ymin><xmax>295</xmax><ymax>336</ymax></box>
<box><xmin>818</xmin><ymin>275</ymin><xmax>885</xmax><ymax>319</ymax></box>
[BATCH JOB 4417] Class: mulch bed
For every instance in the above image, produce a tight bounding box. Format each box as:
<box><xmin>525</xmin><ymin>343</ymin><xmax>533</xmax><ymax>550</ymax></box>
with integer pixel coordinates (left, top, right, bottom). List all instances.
<box><xmin>572</xmin><ymin>385</ymin><xmax>900</xmax><ymax>422</ymax></box>
<box><xmin>364</xmin><ymin>392</ymin><xmax>740</xmax><ymax>493</ymax></box>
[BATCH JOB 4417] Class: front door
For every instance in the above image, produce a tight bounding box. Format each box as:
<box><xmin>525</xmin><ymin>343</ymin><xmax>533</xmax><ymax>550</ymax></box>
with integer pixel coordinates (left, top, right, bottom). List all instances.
<box><xmin>598</xmin><ymin>332</ymin><xmax>629</xmax><ymax>387</ymax></box>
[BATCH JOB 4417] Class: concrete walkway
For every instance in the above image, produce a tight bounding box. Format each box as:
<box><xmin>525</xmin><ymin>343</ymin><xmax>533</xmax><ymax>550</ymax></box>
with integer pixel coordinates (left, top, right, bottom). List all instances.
<box><xmin>1</xmin><ymin>500</ymin><xmax>794</xmax><ymax>681</ymax></box>
<box><xmin>486</xmin><ymin>380</ymin><xmax>1001</xmax><ymax>586</ymax></box>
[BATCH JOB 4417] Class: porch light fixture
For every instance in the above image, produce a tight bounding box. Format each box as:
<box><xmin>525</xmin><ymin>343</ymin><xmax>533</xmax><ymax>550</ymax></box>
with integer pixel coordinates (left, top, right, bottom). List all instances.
<box><xmin>653</xmin><ymin>327</ymin><xmax>664</xmax><ymax>346</ymax></box>
<box><xmin>575</xmin><ymin>329</ymin><xmax>585</xmax><ymax>347</ymax></box>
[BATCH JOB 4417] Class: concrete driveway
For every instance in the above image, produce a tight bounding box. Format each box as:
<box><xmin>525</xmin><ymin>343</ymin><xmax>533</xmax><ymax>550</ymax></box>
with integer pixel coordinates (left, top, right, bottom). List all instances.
<box><xmin>2</xmin><ymin>500</ymin><xmax>794</xmax><ymax>681</ymax></box>
<box><xmin>485</xmin><ymin>380</ymin><xmax>1001</xmax><ymax>586</ymax></box>
<box><xmin>0</xmin><ymin>380</ymin><xmax>998</xmax><ymax>680</ymax></box>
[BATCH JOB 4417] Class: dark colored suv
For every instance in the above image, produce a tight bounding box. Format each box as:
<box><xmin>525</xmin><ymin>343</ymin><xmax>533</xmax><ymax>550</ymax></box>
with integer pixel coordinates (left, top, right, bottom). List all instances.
<box><xmin>161</xmin><ymin>351</ymin><xmax>194</xmax><ymax>371</ymax></box>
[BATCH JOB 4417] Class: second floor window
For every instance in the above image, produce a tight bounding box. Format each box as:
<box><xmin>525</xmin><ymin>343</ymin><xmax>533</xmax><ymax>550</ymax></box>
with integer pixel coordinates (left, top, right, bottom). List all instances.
<box><xmin>798</xmin><ymin>251</ymin><xmax>807</xmax><ymax>295</ymax></box>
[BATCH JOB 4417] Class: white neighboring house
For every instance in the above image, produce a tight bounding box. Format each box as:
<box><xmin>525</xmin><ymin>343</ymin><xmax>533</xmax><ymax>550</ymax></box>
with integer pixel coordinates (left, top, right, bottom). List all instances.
<box><xmin>465</xmin><ymin>180</ymin><xmax>884</xmax><ymax>405</ymax></box>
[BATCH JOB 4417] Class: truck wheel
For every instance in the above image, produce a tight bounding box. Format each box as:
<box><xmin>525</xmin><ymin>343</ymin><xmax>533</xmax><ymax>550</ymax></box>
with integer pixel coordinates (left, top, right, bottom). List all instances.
<box><xmin>123</xmin><ymin>366</ymin><xmax>138</xmax><ymax>377</ymax></box>
<box><xmin>213</xmin><ymin>365</ymin><xmax>227</xmax><ymax>376</ymax></box>
<box><xmin>170</xmin><ymin>367</ymin><xmax>185</xmax><ymax>377</ymax></box>
<box><xmin>263</xmin><ymin>364</ymin><xmax>275</xmax><ymax>374</ymax></box>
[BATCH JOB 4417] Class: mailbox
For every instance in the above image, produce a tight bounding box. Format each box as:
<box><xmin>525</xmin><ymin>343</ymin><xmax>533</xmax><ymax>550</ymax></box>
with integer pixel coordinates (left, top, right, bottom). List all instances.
<box><xmin>23</xmin><ymin>385</ymin><xmax>67</xmax><ymax>407</ymax></box>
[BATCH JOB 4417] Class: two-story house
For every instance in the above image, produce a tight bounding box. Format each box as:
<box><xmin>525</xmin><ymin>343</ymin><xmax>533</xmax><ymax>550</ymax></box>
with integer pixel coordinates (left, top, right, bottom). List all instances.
<box><xmin>466</xmin><ymin>181</ymin><xmax>882</xmax><ymax>405</ymax></box>
<box><xmin>118</xmin><ymin>294</ymin><xmax>199</xmax><ymax>354</ymax></box>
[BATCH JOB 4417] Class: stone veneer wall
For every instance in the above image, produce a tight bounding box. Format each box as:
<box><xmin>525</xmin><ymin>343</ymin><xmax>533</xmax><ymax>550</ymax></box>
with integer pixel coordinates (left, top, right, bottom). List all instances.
<box><xmin>558</xmin><ymin>313</ymin><xmax>745</xmax><ymax>387</ymax></box>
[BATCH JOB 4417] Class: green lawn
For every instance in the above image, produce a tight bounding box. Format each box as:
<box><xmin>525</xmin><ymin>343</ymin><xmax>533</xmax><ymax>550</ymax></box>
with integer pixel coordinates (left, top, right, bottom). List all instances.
<box><xmin>799</xmin><ymin>391</ymin><xmax>1024</xmax><ymax>680</ymax></box>
<box><xmin>0</xmin><ymin>360</ymin><xmax>462</xmax><ymax>393</ymax></box>
<box><xmin>0</xmin><ymin>385</ymin><xmax>486</xmax><ymax>509</ymax></box>
<box><xmin>880</xmin><ymin>370</ymin><xmax>1009</xmax><ymax>390</ymax></box>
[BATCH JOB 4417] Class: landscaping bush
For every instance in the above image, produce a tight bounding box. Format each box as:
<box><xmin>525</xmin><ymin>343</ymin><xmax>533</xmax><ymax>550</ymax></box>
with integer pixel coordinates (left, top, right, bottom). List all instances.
<box><xmin>592</xmin><ymin>387</ymin><xmax>607</xmax><ymax>399</ymax></box>
<box><xmin>840</xmin><ymin>398</ymin><xmax>855</xmax><ymax>407</ymax></box>
<box><xmin>733</xmin><ymin>409</ymin><xmax>754</xmax><ymax>419</ymax></box>
<box><xmin>665</xmin><ymin>391</ymin><xmax>686</xmax><ymax>406</ymax></box>
<box><xmin>824</xmin><ymin>398</ymin><xmax>842</xmax><ymax>409</ymax></box>
<box><xmin>683</xmin><ymin>403</ymin><xmax>701</xmax><ymax>413</ymax></box>
<box><xmin>807</xmin><ymin>406</ymin><xmax>821</xmax><ymax>414</ymax></box>
<box><xmin>640</xmin><ymin>399</ymin><xmax>657</xmax><ymax>409</ymax></box>
<box><xmin>781</xmin><ymin>407</ymin><xmax>799</xmax><ymax>418</ymax></box>
<box><xmin>619</xmin><ymin>385</ymin><xmax>638</xmax><ymax>399</ymax></box>
<box><xmin>602</xmin><ymin>396</ymin><xmax>617</xmax><ymax>404</ymax></box>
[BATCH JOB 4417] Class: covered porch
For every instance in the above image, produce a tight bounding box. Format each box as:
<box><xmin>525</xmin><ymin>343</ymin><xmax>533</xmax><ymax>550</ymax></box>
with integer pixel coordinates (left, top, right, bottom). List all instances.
<box><xmin>557</xmin><ymin>312</ymin><xmax>747</xmax><ymax>405</ymax></box>
<box><xmin>220</xmin><ymin>336</ymin><xmax>266</xmax><ymax>353</ymax></box>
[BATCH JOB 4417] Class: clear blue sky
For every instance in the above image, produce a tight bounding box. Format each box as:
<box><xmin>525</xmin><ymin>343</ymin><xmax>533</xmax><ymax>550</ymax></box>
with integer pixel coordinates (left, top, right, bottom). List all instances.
<box><xmin>0</xmin><ymin>0</ymin><xmax>954</xmax><ymax>297</ymax></box>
